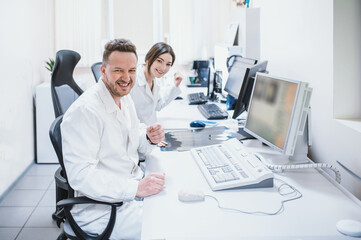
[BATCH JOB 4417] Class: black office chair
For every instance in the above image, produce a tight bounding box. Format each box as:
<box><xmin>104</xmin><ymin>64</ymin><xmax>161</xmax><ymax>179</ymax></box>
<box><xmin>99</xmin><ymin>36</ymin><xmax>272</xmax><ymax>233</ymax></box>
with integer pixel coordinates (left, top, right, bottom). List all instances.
<box><xmin>49</xmin><ymin>115</ymin><xmax>123</xmax><ymax>240</ymax></box>
<box><xmin>91</xmin><ymin>62</ymin><xmax>102</xmax><ymax>82</ymax></box>
<box><xmin>50</xmin><ymin>50</ymin><xmax>84</xmax><ymax>226</ymax></box>
<box><xmin>51</xmin><ymin>49</ymin><xmax>84</xmax><ymax>118</ymax></box>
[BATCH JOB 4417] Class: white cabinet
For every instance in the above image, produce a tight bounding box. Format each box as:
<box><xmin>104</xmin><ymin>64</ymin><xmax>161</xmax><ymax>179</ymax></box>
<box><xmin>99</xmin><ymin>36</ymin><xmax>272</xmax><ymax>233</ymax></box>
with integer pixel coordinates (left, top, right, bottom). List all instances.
<box><xmin>229</xmin><ymin>8</ymin><xmax>260</xmax><ymax>60</ymax></box>
<box><xmin>35</xmin><ymin>82</ymin><xmax>57</xmax><ymax>163</ymax></box>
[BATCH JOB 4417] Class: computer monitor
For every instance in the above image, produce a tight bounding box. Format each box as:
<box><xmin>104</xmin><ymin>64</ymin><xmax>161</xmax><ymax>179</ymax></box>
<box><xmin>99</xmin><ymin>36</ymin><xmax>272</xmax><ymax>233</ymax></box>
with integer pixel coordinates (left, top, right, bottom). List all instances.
<box><xmin>244</xmin><ymin>73</ymin><xmax>313</xmax><ymax>164</ymax></box>
<box><xmin>223</xmin><ymin>56</ymin><xmax>257</xmax><ymax>99</ymax></box>
<box><xmin>232</xmin><ymin>61</ymin><xmax>268</xmax><ymax>119</ymax></box>
<box><xmin>207</xmin><ymin>62</ymin><xmax>215</xmax><ymax>97</ymax></box>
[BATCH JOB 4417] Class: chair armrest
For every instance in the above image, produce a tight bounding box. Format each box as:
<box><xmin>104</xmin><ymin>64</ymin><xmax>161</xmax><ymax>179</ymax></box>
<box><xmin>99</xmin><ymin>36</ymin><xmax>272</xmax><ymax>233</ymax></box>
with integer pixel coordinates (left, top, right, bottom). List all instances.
<box><xmin>58</xmin><ymin>196</ymin><xmax>123</xmax><ymax>240</ymax></box>
<box><xmin>57</xmin><ymin>196</ymin><xmax>123</xmax><ymax>208</ymax></box>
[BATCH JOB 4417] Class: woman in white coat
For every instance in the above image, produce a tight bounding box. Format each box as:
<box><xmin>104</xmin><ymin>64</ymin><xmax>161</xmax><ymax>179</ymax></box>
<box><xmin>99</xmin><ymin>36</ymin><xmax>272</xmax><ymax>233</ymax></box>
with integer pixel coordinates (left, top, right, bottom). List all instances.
<box><xmin>131</xmin><ymin>42</ymin><xmax>183</xmax><ymax>126</ymax></box>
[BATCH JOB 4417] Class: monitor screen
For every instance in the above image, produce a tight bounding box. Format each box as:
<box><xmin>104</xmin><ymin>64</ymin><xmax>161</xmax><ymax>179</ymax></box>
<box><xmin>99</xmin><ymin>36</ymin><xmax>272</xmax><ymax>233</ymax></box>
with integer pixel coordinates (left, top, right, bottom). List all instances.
<box><xmin>232</xmin><ymin>61</ymin><xmax>268</xmax><ymax>119</ymax></box>
<box><xmin>224</xmin><ymin>56</ymin><xmax>257</xmax><ymax>98</ymax></box>
<box><xmin>246</xmin><ymin>74</ymin><xmax>297</xmax><ymax>151</ymax></box>
<box><xmin>244</xmin><ymin>73</ymin><xmax>313</xmax><ymax>157</ymax></box>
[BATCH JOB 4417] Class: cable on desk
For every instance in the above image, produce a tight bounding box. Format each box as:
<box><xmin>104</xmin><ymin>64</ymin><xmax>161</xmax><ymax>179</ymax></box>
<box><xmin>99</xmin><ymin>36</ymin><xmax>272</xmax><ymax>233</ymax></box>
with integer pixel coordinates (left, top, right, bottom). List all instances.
<box><xmin>205</xmin><ymin>178</ymin><xmax>302</xmax><ymax>216</ymax></box>
<box><xmin>266</xmin><ymin>163</ymin><xmax>341</xmax><ymax>184</ymax></box>
<box><xmin>243</xmin><ymin>146</ymin><xmax>342</xmax><ymax>184</ymax></box>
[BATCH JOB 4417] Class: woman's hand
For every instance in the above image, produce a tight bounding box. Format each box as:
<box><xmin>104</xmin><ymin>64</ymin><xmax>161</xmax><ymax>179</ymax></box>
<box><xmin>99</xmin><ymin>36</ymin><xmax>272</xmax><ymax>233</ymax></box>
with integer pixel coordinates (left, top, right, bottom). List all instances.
<box><xmin>157</xmin><ymin>141</ymin><xmax>168</xmax><ymax>147</ymax></box>
<box><xmin>174</xmin><ymin>72</ymin><xmax>183</xmax><ymax>87</ymax></box>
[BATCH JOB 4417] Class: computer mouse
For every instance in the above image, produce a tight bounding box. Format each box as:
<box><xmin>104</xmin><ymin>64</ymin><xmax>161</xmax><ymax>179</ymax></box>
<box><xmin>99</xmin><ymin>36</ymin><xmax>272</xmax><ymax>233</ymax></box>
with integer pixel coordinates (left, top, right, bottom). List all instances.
<box><xmin>178</xmin><ymin>189</ymin><xmax>205</xmax><ymax>202</ymax></box>
<box><xmin>336</xmin><ymin>219</ymin><xmax>361</xmax><ymax>237</ymax></box>
<box><xmin>175</xmin><ymin>96</ymin><xmax>183</xmax><ymax>100</ymax></box>
<box><xmin>190</xmin><ymin>120</ymin><xmax>206</xmax><ymax>128</ymax></box>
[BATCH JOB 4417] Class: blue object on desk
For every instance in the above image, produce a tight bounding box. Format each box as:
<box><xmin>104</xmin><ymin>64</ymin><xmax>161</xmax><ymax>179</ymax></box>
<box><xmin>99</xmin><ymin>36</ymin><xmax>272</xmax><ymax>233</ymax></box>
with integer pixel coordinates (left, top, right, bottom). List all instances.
<box><xmin>226</xmin><ymin>95</ymin><xmax>236</xmax><ymax>110</ymax></box>
<box><xmin>200</xmin><ymin>120</ymin><xmax>218</xmax><ymax>126</ymax></box>
<box><xmin>190</xmin><ymin>120</ymin><xmax>206</xmax><ymax>128</ymax></box>
<box><xmin>190</xmin><ymin>120</ymin><xmax>218</xmax><ymax>128</ymax></box>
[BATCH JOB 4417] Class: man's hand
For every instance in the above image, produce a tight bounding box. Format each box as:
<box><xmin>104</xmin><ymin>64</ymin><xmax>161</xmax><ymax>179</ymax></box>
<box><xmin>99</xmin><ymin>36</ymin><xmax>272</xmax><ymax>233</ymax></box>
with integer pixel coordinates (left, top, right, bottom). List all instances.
<box><xmin>136</xmin><ymin>173</ymin><xmax>165</xmax><ymax>198</ymax></box>
<box><xmin>146</xmin><ymin>123</ymin><xmax>165</xmax><ymax>144</ymax></box>
<box><xmin>174</xmin><ymin>71</ymin><xmax>183</xmax><ymax>87</ymax></box>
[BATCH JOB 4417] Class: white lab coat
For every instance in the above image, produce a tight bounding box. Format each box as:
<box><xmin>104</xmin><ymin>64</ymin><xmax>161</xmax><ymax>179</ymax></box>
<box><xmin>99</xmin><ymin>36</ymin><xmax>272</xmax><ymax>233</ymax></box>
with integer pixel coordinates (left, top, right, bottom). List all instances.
<box><xmin>61</xmin><ymin>80</ymin><xmax>153</xmax><ymax>240</ymax></box>
<box><xmin>130</xmin><ymin>65</ymin><xmax>181</xmax><ymax>125</ymax></box>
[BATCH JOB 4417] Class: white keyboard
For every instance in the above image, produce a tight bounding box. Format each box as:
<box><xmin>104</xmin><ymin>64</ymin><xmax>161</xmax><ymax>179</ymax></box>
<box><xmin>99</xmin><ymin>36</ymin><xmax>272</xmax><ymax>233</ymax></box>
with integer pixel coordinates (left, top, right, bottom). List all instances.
<box><xmin>190</xmin><ymin>138</ymin><xmax>274</xmax><ymax>190</ymax></box>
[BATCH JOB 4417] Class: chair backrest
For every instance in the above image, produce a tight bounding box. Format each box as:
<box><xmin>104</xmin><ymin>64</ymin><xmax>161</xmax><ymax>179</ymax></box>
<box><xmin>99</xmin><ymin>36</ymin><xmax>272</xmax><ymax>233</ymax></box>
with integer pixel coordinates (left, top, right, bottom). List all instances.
<box><xmin>51</xmin><ymin>50</ymin><xmax>83</xmax><ymax>118</ymax></box>
<box><xmin>91</xmin><ymin>62</ymin><xmax>102</xmax><ymax>83</ymax></box>
<box><xmin>49</xmin><ymin>116</ymin><xmax>67</xmax><ymax>178</ymax></box>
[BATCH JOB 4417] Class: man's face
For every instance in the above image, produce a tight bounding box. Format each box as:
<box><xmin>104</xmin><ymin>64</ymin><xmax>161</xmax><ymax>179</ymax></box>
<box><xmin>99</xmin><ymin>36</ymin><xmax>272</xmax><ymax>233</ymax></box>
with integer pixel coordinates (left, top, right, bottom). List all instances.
<box><xmin>101</xmin><ymin>51</ymin><xmax>137</xmax><ymax>99</ymax></box>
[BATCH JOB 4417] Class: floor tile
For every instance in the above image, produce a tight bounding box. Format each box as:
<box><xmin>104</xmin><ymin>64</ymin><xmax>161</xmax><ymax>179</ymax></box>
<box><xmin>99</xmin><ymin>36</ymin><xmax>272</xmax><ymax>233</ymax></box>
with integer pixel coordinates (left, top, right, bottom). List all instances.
<box><xmin>48</xmin><ymin>180</ymin><xmax>56</xmax><ymax>190</ymax></box>
<box><xmin>25</xmin><ymin>207</ymin><xmax>58</xmax><ymax>228</ymax></box>
<box><xmin>0</xmin><ymin>190</ymin><xmax>45</xmax><ymax>207</ymax></box>
<box><xmin>26</xmin><ymin>164</ymin><xmax>59</xmax><ymax>176</ymax></box>
<box><xmin>38</xmin><ymin>188</ymin><xmax>56</xmax><ymax>207</ymax></box>
<box><xmin>16</xmin><ymin>227</ymin><xmax>63</xmax><ymax>240</ymax></box>
<box><xmin>0</xmin><ymin>207</ymin><xmax>34</xmax><ymax>227</ymax></box>
<box><xmin>14</xmin><ymin>175</ymin><xmax>53</xmax><ymax>190</ymax></box>
<box><xmin>0</xmin><ymin>227</ymin><xmax>21</xmax><ymax>240</ymax></box>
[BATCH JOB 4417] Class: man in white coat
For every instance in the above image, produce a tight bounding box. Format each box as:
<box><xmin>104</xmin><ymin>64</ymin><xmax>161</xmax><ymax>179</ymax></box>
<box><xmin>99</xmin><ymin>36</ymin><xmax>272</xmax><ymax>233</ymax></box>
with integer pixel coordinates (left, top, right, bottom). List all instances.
<box><xmin>61</xmin><ymin>38</ymin><xmax>165</xmax><ymax>240</ymax></box>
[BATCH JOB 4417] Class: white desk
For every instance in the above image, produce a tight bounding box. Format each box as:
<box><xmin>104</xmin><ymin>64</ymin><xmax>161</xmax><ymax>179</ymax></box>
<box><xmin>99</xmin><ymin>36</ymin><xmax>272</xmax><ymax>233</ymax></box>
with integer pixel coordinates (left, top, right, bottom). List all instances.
<box><xmin>142</xmin><ymin>92</ymin><xmax>361</xmax><ymax>240</ymax></box>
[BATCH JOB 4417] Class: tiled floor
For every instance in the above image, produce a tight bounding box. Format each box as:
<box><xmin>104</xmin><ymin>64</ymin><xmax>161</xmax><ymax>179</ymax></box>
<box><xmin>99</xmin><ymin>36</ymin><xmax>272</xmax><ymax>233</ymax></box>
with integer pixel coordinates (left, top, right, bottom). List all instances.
<box><xmin>0</xmin><ymin>164</ymin><xmax>63</xmax><ymax>240</ymax></box>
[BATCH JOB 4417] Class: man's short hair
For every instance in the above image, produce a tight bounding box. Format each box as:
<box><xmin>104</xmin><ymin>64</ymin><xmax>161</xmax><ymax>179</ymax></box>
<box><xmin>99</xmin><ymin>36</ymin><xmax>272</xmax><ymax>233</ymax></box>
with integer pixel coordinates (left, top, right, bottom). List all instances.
<box><xmin>102</xmin><ymin>39</ymin><xmax>138</xmax><ymax>66</ymax></box>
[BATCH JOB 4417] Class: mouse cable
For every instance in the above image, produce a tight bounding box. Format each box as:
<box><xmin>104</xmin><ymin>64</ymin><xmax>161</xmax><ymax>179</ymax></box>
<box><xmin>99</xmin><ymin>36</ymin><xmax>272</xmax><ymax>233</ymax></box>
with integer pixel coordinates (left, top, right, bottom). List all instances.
<box><xmin>205</xmin><ymin>178</ymin><xmax>302</xmax><ymax>216</ymax></box>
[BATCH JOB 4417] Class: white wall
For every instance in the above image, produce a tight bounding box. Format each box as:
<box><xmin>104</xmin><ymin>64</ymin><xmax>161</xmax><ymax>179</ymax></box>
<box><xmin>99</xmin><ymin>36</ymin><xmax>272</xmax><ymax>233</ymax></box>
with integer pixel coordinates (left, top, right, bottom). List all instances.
<box><xmin>334</xmin><ymin>0</ymin><xmax>361</xmax><ymax>120</ymax></box>
<box><xmin>0</xmin><ymin>0</ymin><xmax>55</xmax><ymax>197</ymax></box>
<box><xmin>168</xmin><ymin>0</ymin><xmax>231</xmax><ymax>64</ymax></box>
<box><xmin>113</xmin><ymin>0</ymin><xmax>154</xmax><ymax>53</ymax></box>
<box><xmin>253</xmin><ymin>0</ymin><xmax>361</xmax><ymax>198</ymax></box>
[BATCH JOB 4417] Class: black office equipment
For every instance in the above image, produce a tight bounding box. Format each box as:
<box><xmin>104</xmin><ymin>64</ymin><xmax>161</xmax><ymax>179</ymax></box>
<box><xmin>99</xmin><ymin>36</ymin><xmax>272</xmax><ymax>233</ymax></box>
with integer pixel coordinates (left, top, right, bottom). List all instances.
<box><xmin>224</xmin><ymin>56</ymin><xmax>257</xmax><ymax>99</ymax></box>
<box><xmin>191</xmin><ymin>60</ymin><xmax>209</xmax><ymax>87</ymax></box>
<box><xmin>50</xmin><ymin>49</ymin><xmax>84</xmax><ymax>225</ymax></box>
<box><xmin>91</xmin><ymin>61</ymin><xmax>102</xmax><ymax>82</ymax></box>
<box><xmin>207</xmin><ymin>68</ymin><xmax>215</xmax><ymax>98</ymax></box>
<box><xmin>51</xmin><ymin>49</ymin><xmax>83</xmax><ymax>118</ymax></box>
<box><xmin>49</xmin><ymin>115</ymin><xmax>123</xmax><ymax>240</ymax></box>
<box><xmin>188</xmin><ymin>92</ymin><xmax>208</xmax><ymax>105</ymax></box>
<box><xmin>197</xmin><ymin>103</ymin><xmax>228</xmax><ymax>120</ymax></box>
<box><xmin>213</xmin><ymin>71</ymin><xmax>223</xmax><ymax>94</ymax></box>
<box><xmin>232</xmin><ymin>61</ymin><xmax>268</xmax><ymax>119</ymax></box>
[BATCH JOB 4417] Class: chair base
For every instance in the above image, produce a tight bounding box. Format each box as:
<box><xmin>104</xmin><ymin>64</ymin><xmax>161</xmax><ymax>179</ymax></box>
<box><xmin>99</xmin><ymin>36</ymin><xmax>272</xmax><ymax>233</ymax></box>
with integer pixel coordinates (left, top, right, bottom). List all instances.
<box><xmin>57</xmin><ymin>230</ymin><xmax>68</xmax><ymax>240</ymax></box>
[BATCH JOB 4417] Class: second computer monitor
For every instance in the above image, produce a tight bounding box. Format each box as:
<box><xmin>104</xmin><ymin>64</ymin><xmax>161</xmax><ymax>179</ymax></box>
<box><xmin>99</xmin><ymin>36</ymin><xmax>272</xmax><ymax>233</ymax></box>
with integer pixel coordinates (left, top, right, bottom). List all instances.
<box><xmin>232</xmin><ymin>61</ymin><xmax>268</xmax><ymax>119</ymax></box>
<box><xmin>224</xmin><ymin>56</ymin><xmax>257</xmax><ymax>98</ymax></box>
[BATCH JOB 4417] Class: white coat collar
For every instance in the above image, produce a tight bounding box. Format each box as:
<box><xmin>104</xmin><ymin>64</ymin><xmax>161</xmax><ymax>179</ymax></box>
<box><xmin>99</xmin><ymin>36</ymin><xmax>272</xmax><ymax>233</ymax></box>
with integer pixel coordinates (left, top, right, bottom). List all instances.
<box><xmin>98</xmin><ymin>78</ymin><xmax>129</xmax><ymax>114</ymax></box>
<box><xmin>136</xmin><ymin>65</ymin><xmax>161</xmax><ymax>98</ymax></box>
<box><xmin>136</xmin><ymin>65</ymin><xmax>147</xmax><ymax>87</ymax></box>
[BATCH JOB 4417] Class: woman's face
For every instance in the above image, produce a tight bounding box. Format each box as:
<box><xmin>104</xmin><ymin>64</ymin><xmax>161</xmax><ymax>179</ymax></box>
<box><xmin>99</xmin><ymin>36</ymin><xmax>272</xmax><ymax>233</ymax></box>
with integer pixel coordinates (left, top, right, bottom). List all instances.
<box><xmin>148</xmin><ymin>53</ymin><xmax>173</xmax><ymax>78</ymax></box>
